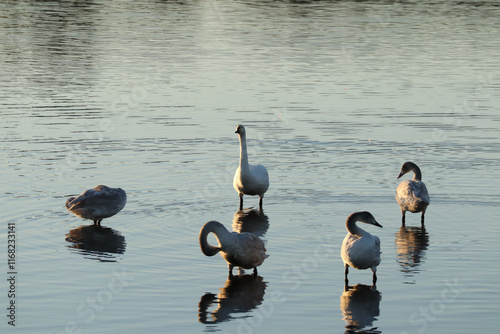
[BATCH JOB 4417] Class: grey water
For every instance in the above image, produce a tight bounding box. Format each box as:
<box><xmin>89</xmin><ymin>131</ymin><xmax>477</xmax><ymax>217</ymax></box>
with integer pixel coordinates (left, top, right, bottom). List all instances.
<box><xmin>1</xmin><ymin>0</ymin><xmax>500</xmax><ymax>333</ymax></box>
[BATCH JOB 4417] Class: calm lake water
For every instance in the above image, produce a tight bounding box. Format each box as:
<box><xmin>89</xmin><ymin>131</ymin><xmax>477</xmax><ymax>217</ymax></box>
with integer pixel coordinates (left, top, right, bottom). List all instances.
<box><xmin>1</xmin><ymin>0</ymin><xmax>500</xmax><ymax>333</ymax></box>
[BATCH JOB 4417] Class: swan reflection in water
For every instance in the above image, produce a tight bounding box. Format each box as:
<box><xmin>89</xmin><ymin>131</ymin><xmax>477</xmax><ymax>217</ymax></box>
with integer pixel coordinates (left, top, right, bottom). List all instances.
<box><xmin>340</xmin><ymin>284</ymin><xmax>381</xmax><ymax>334</ymax></box>
<box><xmin>198</xmin><ymin>274</ymin><xmax>267</xmax><ymax>324</ymax></box>
<box><xmin>65</xmin><ymin>224</ymin><xmax>126</xmax><ymax>262</ymax></box>
<box><xmin>232</xmin><ymin>208</ymin><xmax>270</xmax><ymax>237</ymax></box>
<box><xmin>395</xmin><ymin>225</ymin><xmax>429</xmax><ymax>283</ymax></box>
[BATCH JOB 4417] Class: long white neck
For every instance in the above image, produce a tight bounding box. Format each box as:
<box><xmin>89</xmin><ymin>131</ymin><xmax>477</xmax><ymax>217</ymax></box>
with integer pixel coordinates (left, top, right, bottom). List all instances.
<box><xmin>346</xmin><ymin>214</ymin><xmax>367</xmax><ymax>237</ymax></box>
<box><xmin>238</xmin><ymin>132</ymin><xmax>250</xmax><ymax>170</ymax></box>
<box><xmin>199</xmin><ymin>221</ymin><xmax>233</xmax><ymax>256</ymax></box>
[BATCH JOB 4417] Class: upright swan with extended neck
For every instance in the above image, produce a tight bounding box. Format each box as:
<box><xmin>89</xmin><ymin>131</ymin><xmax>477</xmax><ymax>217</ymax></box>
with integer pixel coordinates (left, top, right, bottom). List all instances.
<box><xmin>395</xmin><ymin>162</ymin><xmax>430</xmax><ymax>225</ymax></box>
<box><xmin>66</xmin><ymin>185</ymin><xmax>127</xmax><ymax>225</ymax></box>
<box><xmin>341</xmin><ymin>212</ymin><xmax>382</xmax><ymax>285</ymax></box>
<box><xmin>199</xmin><ymin>221</ymin><xmax>269</xmax><ymax>275</ymax></box>
<box><xmin>233</xmin><ymin>125</ymin><xmax>269</xmax><ymax>211</ymax></box>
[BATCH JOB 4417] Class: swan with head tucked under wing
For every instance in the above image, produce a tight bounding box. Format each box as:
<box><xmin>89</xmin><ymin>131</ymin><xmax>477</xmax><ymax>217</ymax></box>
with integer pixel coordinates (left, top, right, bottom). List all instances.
<box><xmin>199</xmin><ymin>221</ymin><xmax>269</xmax><ymax>276</ymax></box>
<box><xmin>341</xmin><ymin>211</ymin><xmax>383</xmax><ymax>285</ymax></box>
<box><xmin>66</xmin><ymin>185</ymin><xmax>127</xmax><ymax>225</ymax></box>
<box><xmin>233</xmin><ymin>125</ymin><xmax>269</xmax><ymax>211</ymax></box>
<box><xmin>395</xmin><ymin>162</ymin><xmax>430</xmax><ymax>225</ymax></box>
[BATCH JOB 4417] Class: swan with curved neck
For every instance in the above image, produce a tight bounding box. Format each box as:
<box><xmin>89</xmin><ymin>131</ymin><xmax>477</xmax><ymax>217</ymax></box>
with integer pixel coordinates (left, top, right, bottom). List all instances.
<box><xmin>199</xmin><ymin>220</ymin><xmax>269</xmax><ymax>275</ymax></box>
<box><xmin>66</xmin><ymin>185</ymin><xmax>127</xmax><ymax>225</ymax></box>
<box><xmin>233</xmin><ymin>125</ymin><xmax>269</xmax><ymax>211</ymax></box>
<box><xmin>396</xmin><ymin>162</ymin><xmax>430</xmax><ymax>225</ymax></box>
<box><xmin>341</xmin><ymin>212</ymin><xmax>382</xmax><ymax>285</ymax></box>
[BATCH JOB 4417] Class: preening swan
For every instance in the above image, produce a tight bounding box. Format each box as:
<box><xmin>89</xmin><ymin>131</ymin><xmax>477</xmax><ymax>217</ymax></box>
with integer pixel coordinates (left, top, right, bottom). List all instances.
<box><xmin>395</xmin><ymin>162</ymin><xmax>430</xmax><ymax>224</ymax></box>
<box><xmin>341</xmin><ymin>212</ymin><xmax>382</xmax><ymax>285</ymax></box>
<box><xmin>199</xmin><ymin>221</ymin><xmax>269</xmax><ymax>275</ymax></box>
<box><xmin>233</xmin><ymin>125</ymin><xmax>269</xmax><ymax>211</ymax></box>
<box><xmin>66</xmin><ymin>185</ymin><xmax>127</xmax><ymax>225</ymax></box>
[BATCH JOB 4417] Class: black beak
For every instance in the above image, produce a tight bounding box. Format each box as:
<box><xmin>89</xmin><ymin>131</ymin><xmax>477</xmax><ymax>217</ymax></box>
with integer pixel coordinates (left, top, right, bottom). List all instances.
<box><xmin>397</xmin><ymin>171</ymin><xmax>404</xmax><ymax>179</ymax></box>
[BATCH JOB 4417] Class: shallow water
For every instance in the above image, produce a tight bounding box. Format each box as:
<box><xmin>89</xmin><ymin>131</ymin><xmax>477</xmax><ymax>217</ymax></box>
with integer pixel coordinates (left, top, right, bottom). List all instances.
<box><xmin>1</xmin><ymin>0</ymin><xmax>500</xmax><ymax>333</ymax></box>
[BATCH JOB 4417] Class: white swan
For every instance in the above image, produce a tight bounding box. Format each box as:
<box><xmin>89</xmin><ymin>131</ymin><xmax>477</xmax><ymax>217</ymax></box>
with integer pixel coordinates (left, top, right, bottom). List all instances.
<box><xmin>233</xmin><ymin>125</ymin><xmax>269</xmax><ymax>211</ymax></box>
<box><xmin>395</xmin><ymin>162</ymin><xmax>430</xmax><ymax>224</ymax></box>
<box><xmin>341</xmin><ymin>212</ymin><xmax>382</xmax><ymax>284</ymax></box>
<box><xmin>199</xmin><ymin>220</ymin><xmax>269</xmax><ymax>275</ymax></box>
<box><xmin>66</xmin><ymin>185</ymin><xmax>127</xmax><ymax>225</ymax></box>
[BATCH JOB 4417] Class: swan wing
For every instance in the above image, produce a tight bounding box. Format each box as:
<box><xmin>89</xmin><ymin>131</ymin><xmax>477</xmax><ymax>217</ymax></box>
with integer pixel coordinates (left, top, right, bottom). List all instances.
<box><xmin>341</xmin><ymin>234</ymin><xmax>381</xmax><ymax>270</ymax></box>
<box><xmin>69</xmin><ymin>188</ymin><xmax>113</xmax><ymax>208</ymax></box>
<box><xmin>249</xmin><ymin>164</ymin><xmax>269</xmax><ymax>181</ymax></box>
<box><xmin>67</xmin><ymin>187</ymin><xmax>126</xmax><ymax>218</ymax></box>
<box><xmin>249</xmin><ymin>164</ymin><xmax>270</xmax><ymax>188</ymax></box>
<box><xmin>396</xmin><ymin>180</ymin><xmax>430</xmax><ymax>205</ymax></box>
<box><xmin>230</xmin><ymin>232</ymin><xmax>268</xmax><ymax>268</ymax></box>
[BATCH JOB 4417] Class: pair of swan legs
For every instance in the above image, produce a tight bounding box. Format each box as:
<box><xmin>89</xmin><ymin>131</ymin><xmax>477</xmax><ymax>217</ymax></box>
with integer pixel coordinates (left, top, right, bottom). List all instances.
<box><xmin>344</xmin><ymin>264</ymin><xmax>377</xmax><ymax>286</ymax></box>
<box><xmin>239</xmin><ymin>193</ymin><xmax>264</xmax><ymax>212</ymax></box>
<box><xmin>401</xmin><ymin>209</ymin><xmax>426</xmax><ymax>225</ymax></box>
<box><xmin>228</xmin><ymin>264</ymin><xmax>258</xmax><ymax>277</ymax></box>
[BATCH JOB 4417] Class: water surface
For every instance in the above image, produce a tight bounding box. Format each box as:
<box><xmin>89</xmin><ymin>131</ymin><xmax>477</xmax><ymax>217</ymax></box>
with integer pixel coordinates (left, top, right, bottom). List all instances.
<box><xmin>1</xmin><ymin>0</ymin><xmax>499</xmax><ymax>333</ymax></box>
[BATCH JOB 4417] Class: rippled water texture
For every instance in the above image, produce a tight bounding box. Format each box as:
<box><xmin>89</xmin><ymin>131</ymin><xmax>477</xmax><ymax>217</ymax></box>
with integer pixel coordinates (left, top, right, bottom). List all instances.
<box><xmin>1</xmin><ymin>0</ymin><xmax>499</xmax><ymax>333</ymax></box>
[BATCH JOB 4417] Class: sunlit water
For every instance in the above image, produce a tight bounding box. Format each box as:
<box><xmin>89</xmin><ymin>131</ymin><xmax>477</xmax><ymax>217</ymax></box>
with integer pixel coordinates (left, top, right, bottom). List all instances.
<box><xmin>1</xmin><ymin>0</ymin><xmax>500</xmax><ymax>333</ymax></box>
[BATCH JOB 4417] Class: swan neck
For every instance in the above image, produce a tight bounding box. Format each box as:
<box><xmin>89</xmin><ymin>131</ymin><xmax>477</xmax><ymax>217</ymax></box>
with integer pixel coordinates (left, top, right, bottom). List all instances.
<box><xmin>411</xmin><ymin>165</ymin><xmax>422</xmax><ymax>181</ymax></box>
<box><xmin>199</xmin><ymin>221</ymin><xmax>232</xmax><ymax>256</ymax></box>
<box><xmin>346</xmin><ymin>215</ymin><xmax>363</xmax><ymax>237</ymax></box>
<box><xmin>238</xmin><ymin>133</ymin><xmax>249</xmax><ymax>168</ymax></box>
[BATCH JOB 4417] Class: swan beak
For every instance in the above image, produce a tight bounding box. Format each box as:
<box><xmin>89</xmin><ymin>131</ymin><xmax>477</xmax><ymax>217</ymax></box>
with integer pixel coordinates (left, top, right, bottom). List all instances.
<box><xmin>397</xmin><ymin>171</ymin><xmax>404</xmax><ymax>179</ymax></box>
<box><xmin>373</xmin><ymin>221</ymin><xmax>383</xmax><ymax>228</ymax></box>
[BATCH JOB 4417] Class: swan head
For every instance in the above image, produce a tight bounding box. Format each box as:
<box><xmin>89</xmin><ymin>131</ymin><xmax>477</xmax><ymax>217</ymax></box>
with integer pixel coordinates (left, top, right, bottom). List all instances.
<box><xmin>397</xmin><ymin>161</ymin><xmax>420</xmax><ymax>180</ymax></box>
<box><xmin>235</xmin><ymin>124</ymin><xmax>246</xmax><ymax>135</ymax></box>
<box><xmin>65</xmin><ymin>197</ymin><xmax>76</xmax><ymax>210</ymax></box>
<box><xmin>349</xmin><ymin>211</ymin><xmax>383</xmax><ymax>228</ymax></box>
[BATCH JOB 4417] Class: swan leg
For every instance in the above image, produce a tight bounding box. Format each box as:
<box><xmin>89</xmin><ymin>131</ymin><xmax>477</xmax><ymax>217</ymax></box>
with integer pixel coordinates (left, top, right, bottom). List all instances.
<box><xmin>258</xmin><ymin>196</ymin><xmax>263</xmax><ymax>211</ymax></box>
<box><xmin>401</xmin><ymin>209</ymin><xmax>406</xmax><ymax>225</ymax></box>
<box><xmin>421</xmin><ymin>210</ymin><xmax>426</xmax><ymax>225</ymax></box>
<box><xmin>228</xmin><ymin>264</ymin><xmax>234</xmax><ymax>277</ymax></box>
<box><xmin>253</xmin><ymin>267</ymin><xmax>258</xmax><ymax>277</ymax></box>
<box><xmin>239</xmin><ymin>193</ymin><xmax>243</xmax><ymax>211</ymax></box>
<box><xmin>94</xmin><ymin>219</ymin><xmax>102</xmax><ymax>225</ymax></box>
<box><xmin>344</xmin><ymin>264</ymin><xmax>349</xmax><ymax>286</ymax></box>
<box><xmin>372</xmin><ymin>270</ymin><xmax>377</xmax><ymax>285</ymax></box>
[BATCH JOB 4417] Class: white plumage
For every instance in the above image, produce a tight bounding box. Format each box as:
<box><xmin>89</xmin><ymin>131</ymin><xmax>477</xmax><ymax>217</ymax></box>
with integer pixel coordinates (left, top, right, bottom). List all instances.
<box><xmin>395</xmin><ymin>162</ymin><xmax>430</xmax><ymax>224</ymax></box>
<box><xmin>66</xmin><ymin>185</ymin><xmax>126</xmax><ymax>225</ymax></box>
<box><xmin>341</xmin><ymin>212</ymin><xmax>382</xmax><ymax>285</ymax></box>
<box><xmin>233</xmin><ymin>124</ymin><xmax>269</xmax><ymax>211</ymax></box>
<box><xmin>199</xmin><ymin>221</ymin><xmax>269</xmax><ymax>275</ymax></box>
